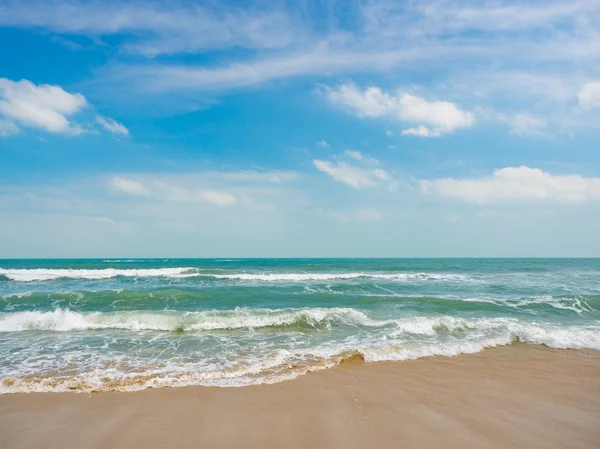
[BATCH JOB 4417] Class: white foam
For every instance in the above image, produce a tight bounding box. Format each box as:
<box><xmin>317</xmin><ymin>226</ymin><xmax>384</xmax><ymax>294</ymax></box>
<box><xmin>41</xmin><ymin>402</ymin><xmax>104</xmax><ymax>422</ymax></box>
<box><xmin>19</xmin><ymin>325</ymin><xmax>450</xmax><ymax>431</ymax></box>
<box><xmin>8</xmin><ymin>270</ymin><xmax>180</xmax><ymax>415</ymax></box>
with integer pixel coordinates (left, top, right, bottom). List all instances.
<box><xmin>0</xmin><ymin>268</ymin><xmax>470</xmax><ymax>283</ymax></box>
<box><xmin>210</xmin><ymin>272</ymin><xmax>467</xmax><ymax>282</ymax></box>
<box><xmin>2</xmin><ymin>317</ymin><xmax>599</xmax><ymax>394</ymax></box>
<box><xmin>0</xmin><ymin>307</ymin><xmax>381</xmax><ymax>332</ymax></box>
<box><xmin>0</xmin><ymin>267</ymin><xmax>198</xmax><ymax>282</ymax></box>
<box><xmin>1</xmin><ymin>309</ymin><xmax>599</xmax><ymax>353</ymax></box>
<box><xmin>1</xmin><ymin>312</ymin><xmax>599</xmax><ymax>393</ymax></box>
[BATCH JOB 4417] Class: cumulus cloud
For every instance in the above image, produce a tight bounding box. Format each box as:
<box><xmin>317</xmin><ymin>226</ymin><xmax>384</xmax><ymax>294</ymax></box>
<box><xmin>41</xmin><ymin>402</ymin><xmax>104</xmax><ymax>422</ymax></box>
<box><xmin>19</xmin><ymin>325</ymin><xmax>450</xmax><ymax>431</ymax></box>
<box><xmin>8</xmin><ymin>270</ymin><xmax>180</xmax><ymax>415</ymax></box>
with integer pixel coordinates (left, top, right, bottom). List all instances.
<box><xmin>110</xmin><ymin>176</ymin><xmax>149</xmax><ymax>196</ymax></box>
<box><xmin>420</xmin><ymin>166</ymin><xmax>600</xmax><ymax>204</ymax></box>
<box><xmin>313</xmin><ymin>152</ymin><xmax>390</xmax><ymax>189</ymax></box>
<box><xmin>401</xmin><ymin>125</ymin><xmax>442</xmax><ymax>137</ymax></box>
<box><xmin>578</xmin><ymin>81</ymin><xmax>600</xmax><ymax>110</ymax></box>
<box><xmin>316</xmin><ymin>140</ymin><xmax>330</xmax><ymax>147</ymax></box>
<box><xmin>97</xmin><ymin>116</ymin><xmax>129</xmax><ymax>136</ymax></box>
<box><xmin>0</xmin><ymin>78</ymin><xmax>129</xmax><ymax>137</ymax></box>
<box><xmin>0</xmin><ymin>78</ymin><xmax>87</xmax><ymax>134</ymax></box>
<box><xmin>326</xmin><ymin>83</ymin><xmax>475</xmax><ymax>137</ymax></box>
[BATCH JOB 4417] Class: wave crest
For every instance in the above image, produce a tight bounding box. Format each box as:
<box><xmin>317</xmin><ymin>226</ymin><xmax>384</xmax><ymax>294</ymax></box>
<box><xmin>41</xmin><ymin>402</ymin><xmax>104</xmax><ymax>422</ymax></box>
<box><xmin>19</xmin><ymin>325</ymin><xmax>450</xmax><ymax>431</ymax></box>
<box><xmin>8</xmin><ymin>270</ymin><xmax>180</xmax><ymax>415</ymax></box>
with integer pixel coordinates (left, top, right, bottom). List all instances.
<box><xmin>0</xmin><ymin>268</ymin><xmax>199</xmax><ymax>282</ymax></box>
<box><xmin>0</xmin><ymin>307</ymin><xmax>379</xmax><ymax>332</ymax></box>
<box><xmin>0</xmin><ymin>268</ymin><xmax>467</xmax><ymax>282</ymax></box>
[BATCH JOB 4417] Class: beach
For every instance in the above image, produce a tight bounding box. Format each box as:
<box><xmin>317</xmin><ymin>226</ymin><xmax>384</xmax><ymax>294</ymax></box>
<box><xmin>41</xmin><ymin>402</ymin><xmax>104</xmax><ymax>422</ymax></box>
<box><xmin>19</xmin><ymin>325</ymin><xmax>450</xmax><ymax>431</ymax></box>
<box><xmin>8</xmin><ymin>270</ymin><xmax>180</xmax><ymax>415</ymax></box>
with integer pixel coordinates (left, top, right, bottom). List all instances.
<box><xmin>2</xmin><ymin>345</ymin><xmax>599</xmax><ymax>449</ymax></box>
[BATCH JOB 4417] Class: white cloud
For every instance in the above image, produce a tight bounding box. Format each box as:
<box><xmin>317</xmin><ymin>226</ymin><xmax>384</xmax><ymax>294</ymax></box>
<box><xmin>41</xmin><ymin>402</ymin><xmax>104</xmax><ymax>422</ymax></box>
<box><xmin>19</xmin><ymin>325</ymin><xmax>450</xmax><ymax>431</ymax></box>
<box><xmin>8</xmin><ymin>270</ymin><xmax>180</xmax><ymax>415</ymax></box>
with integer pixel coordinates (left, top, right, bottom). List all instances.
<box><xmin>117</xmin><ymin>48</ymin><xmax>421</xmax><ymax>93</ymax></box>
<box><xmin>97</xmin><ymin>116</ymin><xmax>129</xmax><ymax>136</ymax></box>
<box><xmin>107</xmin><ymin>170</ymin><xmax>294</xmax><ymax>206</ymax></box>
<box><xmin>412</xmin><ymin>0</ymin><xmax>598</xmax><ymax>34</ymax></box>
<box><xmin>401</xmin><ymin>125</ymin><xmax>441</xmax><ymax>137</ymax></box>
<box><xmin>0</xmin><ymin>1</ymin><xmax>299</xmax><ymax>56</ymax></box>
<box><xmin>316</xmin><ymin>140</ymin><xmax>330</xmax><ymax>147</ymax></box>
<box><xmin>0</xmin><ymin>118</ymin><xmax>19</xmax><ymax>136</ymax></box>
<box><xmin>110</xmin><ymin>176</ymin><xmax>149</xmax><ymax>196</ymax></box>
<box><xmin>505</xmin><ymin>113</ymin><xmax>548</xmax><ymax>136</ymax></box>
<box><xmin>420</xmin><ymin>166</ymin><xmax>600</xmax><ymax>204</ymax></box>
<box><xmin>2</xmin><ymin>1</ymin><xmax>599</xmax><ymax>139</ymax></box>
<box><xmin>578</xmin><ymin>81</ymin><xmax>600</xmax><ymax>110</ymax></box>
<box><xmin>210</xmin><ymin>170</ymin><xmax>299</xmax><ymax>183</ymax></box>
<box><xmin>199</xmin><ymin>190</ymin><xmax>237</xmax><ymax>206</ymax></box>
<box><xmin>475</xmin><ymin>108</ymin><xmax>550</xmax><ymax>137</ymax></box>
<box><xmin>327</xmin><ymin>83</ymin><xmax>475</xmax><ymax>137</ymax></box>
<box><xmin>345</xmin><ymin>150</ymin><xmax>363</xmax><ymax>160</ymax></box>
<box><xmin>0</xmin><ymin>78</ymin><xmax>87</xmax><ymax>134</ymax></box>
<box><xmin>313</xmin><ymin>155</ymin><xmax>390</xmax><ymax>189</ymax></box>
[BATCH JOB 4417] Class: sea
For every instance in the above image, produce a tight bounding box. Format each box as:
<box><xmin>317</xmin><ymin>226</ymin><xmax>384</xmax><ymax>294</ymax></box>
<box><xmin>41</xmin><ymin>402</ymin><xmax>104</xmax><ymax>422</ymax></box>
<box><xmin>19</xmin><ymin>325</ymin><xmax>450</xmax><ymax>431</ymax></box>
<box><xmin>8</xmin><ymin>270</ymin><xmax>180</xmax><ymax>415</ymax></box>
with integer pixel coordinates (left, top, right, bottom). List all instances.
<box><xmin>1</xmin><ymin>258</ymin><xmax>599</xmax><ymax>393</ymax></box>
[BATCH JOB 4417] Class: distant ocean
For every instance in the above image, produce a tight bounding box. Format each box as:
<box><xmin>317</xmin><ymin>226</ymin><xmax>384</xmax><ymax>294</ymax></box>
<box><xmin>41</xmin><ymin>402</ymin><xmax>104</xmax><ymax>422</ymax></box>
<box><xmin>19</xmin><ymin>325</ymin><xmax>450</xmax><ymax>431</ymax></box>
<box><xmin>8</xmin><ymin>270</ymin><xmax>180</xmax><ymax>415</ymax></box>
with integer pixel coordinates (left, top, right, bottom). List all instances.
<box><xmin>1</xmin><ymin>258</ymin><xmax>599</xmax><ymax>393</ymax></box>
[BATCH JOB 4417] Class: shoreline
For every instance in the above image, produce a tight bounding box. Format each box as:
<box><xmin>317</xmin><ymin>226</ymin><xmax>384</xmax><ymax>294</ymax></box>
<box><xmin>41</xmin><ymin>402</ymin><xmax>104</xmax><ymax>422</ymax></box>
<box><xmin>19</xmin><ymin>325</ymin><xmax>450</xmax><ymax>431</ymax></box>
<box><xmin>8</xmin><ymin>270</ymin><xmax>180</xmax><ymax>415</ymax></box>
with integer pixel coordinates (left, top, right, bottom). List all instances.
<box><xmin>1</xmin><ymin>345</ymin><xmax>599</xmax><ymax>448</ymax></box>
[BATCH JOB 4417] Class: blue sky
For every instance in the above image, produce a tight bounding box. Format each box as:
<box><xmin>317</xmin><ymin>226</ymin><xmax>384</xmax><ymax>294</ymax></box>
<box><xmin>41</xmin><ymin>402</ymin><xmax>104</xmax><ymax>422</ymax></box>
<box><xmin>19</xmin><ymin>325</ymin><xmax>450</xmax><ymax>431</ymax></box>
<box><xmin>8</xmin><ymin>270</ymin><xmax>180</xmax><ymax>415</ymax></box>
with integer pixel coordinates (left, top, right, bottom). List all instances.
<box><xmin>1</xmin><ymin>0</ymin><xmax>600</xmax><ymax>257</ymax></box>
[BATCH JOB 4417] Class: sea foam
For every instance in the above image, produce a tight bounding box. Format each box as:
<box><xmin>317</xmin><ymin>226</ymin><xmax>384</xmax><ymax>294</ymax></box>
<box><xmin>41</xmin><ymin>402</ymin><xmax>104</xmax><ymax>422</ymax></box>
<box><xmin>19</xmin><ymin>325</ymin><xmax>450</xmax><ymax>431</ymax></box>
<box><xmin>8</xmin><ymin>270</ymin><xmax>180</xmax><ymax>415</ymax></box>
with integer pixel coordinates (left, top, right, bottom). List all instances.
<box><xmin>0</xmin><ymin>268</ymin><xmax>467</xmax><ymax>282</ymax></box>
<box><xmin>1</xmin><ymin>308</ymin><xmax>598</xmax><ymax>352</ymax></box>
<box><xmin>0</xmin><ymin>307</ymin><xmax>380</xmax><ymax>332</ymax></box>
<box><xmin>0</xmin><ymin>267</ymin><xmax>199</xmax><ymax>282</ymax></box>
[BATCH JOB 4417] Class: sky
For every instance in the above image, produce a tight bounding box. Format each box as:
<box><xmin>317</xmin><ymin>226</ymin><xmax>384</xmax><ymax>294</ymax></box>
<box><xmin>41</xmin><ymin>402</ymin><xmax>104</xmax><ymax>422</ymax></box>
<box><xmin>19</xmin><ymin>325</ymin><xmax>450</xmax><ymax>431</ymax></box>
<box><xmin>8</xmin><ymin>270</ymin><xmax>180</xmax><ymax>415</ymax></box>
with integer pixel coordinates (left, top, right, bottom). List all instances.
<box><xmin>1</xmin><ymin>0</ymin><xmax>600</xmax><ymax>258</ymax></box>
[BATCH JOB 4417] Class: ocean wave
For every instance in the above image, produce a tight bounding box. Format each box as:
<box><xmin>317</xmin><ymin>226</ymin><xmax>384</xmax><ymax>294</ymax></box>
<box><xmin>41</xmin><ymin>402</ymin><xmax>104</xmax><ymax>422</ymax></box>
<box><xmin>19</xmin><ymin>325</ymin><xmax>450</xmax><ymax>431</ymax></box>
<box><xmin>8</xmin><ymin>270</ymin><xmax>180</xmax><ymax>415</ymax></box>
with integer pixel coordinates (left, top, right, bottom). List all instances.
<box><xmin>210</xmin><ymin>272</ymin><xmax>467</xmax><ymax>282</ymax></box>
<box><xmin>1</xmin><ymin>308</ymin><xmax>599</xmax><ymax>353</ymax></box>
<box><xmin>0</xmin><ymin>307</ymin><xmax>382</xmax><ymax>332</ymax></box>
<box><xmin>0</xmin><ymin>268</ymin><xmax>199</xmax><ymax>282</ymax></box>
<box><xmin>0</xmin><ymin>268</ymin><xmax>470</xmax><ymax>283</ymax></box>
<box><xmin>1</xmin><ymin>323</ymin><xmax>599</xmax><ymax>394</ymax></box>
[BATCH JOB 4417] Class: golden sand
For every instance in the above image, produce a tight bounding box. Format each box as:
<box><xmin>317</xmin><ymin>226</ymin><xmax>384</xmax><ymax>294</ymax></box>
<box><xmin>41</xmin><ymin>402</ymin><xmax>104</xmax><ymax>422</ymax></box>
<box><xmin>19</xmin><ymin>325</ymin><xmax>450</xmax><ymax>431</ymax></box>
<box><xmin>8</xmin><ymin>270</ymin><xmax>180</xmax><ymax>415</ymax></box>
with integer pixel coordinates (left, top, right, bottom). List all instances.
<box><xmin>1</xmin><ymin>345</ymin><xmax>599</xmax><ymax>449</ymax></box>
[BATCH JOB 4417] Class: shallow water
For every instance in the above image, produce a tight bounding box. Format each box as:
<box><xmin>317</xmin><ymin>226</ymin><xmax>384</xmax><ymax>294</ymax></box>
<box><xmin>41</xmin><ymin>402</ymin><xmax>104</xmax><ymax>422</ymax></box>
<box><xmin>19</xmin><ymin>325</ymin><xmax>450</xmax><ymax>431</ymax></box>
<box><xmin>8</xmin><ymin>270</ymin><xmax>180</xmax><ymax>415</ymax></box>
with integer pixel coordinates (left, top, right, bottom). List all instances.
<box><xmin>1</xmin><ymin>258</ymin><xmax>599</xmax><ymax>392</ymax></box>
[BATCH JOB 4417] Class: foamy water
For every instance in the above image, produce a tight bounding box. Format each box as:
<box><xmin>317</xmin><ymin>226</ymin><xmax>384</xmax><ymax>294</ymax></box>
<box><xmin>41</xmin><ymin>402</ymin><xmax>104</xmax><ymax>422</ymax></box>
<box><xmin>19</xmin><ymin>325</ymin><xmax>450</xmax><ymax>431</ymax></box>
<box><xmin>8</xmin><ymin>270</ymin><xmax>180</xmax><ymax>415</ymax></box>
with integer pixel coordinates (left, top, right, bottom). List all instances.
<box><xmin>1</xmin><ymin>258</ymin><xmax>599</xmax><ymax>393</ymax></box>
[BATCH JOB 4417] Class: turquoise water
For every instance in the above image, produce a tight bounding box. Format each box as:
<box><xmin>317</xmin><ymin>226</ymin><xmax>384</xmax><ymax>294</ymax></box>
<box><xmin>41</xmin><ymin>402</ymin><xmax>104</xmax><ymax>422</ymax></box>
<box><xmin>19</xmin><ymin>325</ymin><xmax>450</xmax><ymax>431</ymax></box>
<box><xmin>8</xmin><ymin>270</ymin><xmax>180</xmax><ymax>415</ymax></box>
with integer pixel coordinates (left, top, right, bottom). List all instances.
<box><xmin>1</xmin><ymin>258</ymin><xmax>599</xmax><ymax>393</ymax></box>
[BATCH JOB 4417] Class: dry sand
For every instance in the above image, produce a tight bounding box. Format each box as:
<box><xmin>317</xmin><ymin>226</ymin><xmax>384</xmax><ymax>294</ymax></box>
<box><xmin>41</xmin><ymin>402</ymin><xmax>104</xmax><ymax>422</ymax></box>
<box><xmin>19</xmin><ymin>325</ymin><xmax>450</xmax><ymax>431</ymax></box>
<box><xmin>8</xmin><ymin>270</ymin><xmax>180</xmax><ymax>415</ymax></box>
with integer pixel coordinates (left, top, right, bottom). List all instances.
<box><xmin>1</xmin><ymin>345</ymin><xmax>599</xmax><ymax>449</ymax></box>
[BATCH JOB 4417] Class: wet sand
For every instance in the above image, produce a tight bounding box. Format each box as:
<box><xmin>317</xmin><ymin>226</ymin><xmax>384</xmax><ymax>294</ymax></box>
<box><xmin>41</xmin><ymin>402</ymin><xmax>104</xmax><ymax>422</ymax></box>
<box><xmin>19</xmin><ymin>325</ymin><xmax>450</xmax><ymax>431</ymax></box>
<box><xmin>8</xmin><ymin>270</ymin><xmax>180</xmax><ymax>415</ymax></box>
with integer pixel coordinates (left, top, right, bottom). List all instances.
<box><xmin>1</xmin><ymin>345</ymin><xmax>599</xmax><ymax>449</ymax></box>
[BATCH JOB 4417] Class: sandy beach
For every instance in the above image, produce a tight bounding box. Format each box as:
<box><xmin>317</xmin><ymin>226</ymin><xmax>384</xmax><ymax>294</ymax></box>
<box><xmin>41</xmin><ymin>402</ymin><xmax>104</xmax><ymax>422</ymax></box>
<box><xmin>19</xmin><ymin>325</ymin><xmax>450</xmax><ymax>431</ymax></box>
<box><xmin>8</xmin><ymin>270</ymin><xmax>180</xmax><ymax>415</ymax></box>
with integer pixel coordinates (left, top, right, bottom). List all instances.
<box><xmin>1</xmin><ymin>345</ymin><xmax>599</xmax><ymax>449</ymax></box>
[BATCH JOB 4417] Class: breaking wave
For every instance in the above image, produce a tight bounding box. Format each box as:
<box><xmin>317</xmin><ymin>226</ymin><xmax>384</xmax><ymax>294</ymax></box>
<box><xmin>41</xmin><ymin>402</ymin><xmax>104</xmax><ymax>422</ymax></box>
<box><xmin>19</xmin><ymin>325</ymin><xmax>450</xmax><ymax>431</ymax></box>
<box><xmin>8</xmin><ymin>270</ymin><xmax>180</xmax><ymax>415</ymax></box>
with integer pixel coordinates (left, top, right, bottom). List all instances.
<box><xmin>0</xmin><ymin>268</ymin><xmax>467</xmax><ymax>283</ymax></box>
<box><xmin>0</xmin><ymin>307</ymin><xmax>378</xmax><ymax>332</ymax></box>
<box><xmin>1</xmin><ymin>308</ymin><xmax>598</xmax><ymax>350</ymax></box>
<box><xmin>0</xmin><ymin>268</ymin><xmax>199</xmax><ymax>282</ymax></box>
<box><xmin>1</xmin><ymin>306</ymin><xmax>598</xmax><ymax>393</ymax></box>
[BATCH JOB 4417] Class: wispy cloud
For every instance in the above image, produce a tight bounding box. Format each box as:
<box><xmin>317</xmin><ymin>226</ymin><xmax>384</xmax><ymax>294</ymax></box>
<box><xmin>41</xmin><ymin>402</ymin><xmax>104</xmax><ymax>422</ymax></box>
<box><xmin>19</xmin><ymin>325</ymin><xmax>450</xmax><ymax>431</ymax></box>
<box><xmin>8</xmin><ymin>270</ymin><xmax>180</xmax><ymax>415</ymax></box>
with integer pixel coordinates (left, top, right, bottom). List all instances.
<box><xmin>199</xmin><ymin>190</ymin><xmax>237</xmax><ymax>206</ymax></box>
<box><xmin>0</xmin><ymin>117</ymin><xmax>19</xmax><ymax>136</ymax></box>
<box><xmin>97</xmin><ymin>116</ymin><xmax>129</xmax><ymax>136</ymax></box>
<box><xmin>111</xmin><ymin>176</ymin><xmax>149</xmax><ymax>196</ymax></box>
<box><xmin>313</xmin><ymin>151</ymin><xmax>391</xmax><ymax>189</ymax></box>
<box><xmin>328</xmin><ymin>207</ymin><xmax>384</xmax><ymax>222</ymax></box>
<box><xmin>2</xmin><ymin>0</ymin><xmax>600</xmax><ymax>136</ymax></box>
<box><xmin>0</xmin><ymin>0</ymin><xmax>301</xmax><ymax>56</ymax></box>
<box><xmin>345</xmin><ymin>150</ymin><xmax>363</xmax><ymax>161</ymax></box>
<box><xmin>578</xmin><ymin>81</ymin><xmax>600</xmax><ymax>110</ymax></box>
<box><xmin>106</xmin><ymin>169</ymin><xmax>299</xmax><ymax>207</ymax></box>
